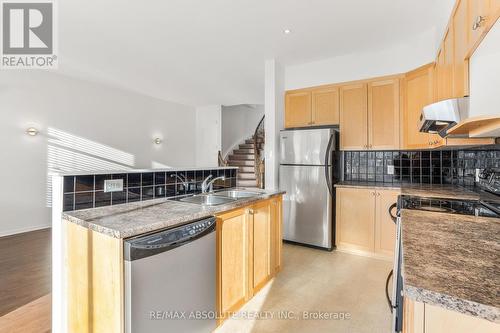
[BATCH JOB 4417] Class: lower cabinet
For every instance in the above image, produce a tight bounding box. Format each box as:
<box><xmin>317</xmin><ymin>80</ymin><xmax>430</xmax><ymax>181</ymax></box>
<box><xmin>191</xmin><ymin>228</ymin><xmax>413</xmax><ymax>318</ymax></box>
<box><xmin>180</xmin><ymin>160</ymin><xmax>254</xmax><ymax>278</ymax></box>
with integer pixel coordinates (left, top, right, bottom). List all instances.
<box><xmin>336</xmin><ymin>187</ymin><xmax>399</xmax><ymax>259</ymax></box>
<box><xmin>216</xmin><ymin>207</ymin><xmax>250</xmax><ymax>318</ymax></box>
<box><xmin>403</xmin><ymin>299</ymin><xmax>499</xmax><ymax>333</ymax></box>
<box><xmin>216</xmin><ymin>196</ymin><xmax>282</xmax><ymax>325</ymax></box>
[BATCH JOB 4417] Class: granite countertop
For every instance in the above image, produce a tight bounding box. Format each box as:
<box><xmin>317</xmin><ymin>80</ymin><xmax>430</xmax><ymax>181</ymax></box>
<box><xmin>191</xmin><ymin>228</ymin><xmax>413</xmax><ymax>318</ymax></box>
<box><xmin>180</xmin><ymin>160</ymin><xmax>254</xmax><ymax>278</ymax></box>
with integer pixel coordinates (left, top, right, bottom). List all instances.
<box><xmin>401</xmin><ymin>209</ymin><xmax>500</xmax><ymax>323</ymax></box>
<box><xmin>335</xmin><ymin>182</ymin><xmax>480</xmax><ymax>200</ymax></box>
<box><xmin>62</xmin><ymin>189</ymin><xmax>284</xmax><ymax>239</ymax></box>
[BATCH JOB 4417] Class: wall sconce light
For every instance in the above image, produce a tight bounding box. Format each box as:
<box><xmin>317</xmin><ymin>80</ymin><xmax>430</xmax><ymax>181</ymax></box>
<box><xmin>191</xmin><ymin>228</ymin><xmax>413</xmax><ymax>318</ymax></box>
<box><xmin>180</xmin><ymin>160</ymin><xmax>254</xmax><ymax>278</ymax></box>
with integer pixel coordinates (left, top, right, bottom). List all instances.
<box><xmin>26</xmin><ymin>127</ymin><xmax>39</xmax><ymax>136</ymax></box>
<box><xmin>154</xmin><ymin>138</ymin><xmax>162</xmax><ymax>145</ymax></box>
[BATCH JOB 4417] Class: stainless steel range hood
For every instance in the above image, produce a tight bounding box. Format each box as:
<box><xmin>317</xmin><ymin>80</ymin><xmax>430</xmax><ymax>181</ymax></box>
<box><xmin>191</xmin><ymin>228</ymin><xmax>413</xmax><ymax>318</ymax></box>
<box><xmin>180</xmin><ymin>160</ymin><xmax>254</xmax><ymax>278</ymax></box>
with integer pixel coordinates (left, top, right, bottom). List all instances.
<box><xmin>419</xmin><ymin>97</ymin><xmax>469</xmax><ymax>137</ymax></box>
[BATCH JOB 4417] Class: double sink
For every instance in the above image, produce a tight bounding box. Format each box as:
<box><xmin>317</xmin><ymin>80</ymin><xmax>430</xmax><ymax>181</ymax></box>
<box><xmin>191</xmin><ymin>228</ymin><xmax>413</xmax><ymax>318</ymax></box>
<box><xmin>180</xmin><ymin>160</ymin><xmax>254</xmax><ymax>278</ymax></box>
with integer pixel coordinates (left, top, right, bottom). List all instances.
<box><xmin>169</xmin><ymin>189</ymin><xmax>263</xmax><ymax>206</ymax></box>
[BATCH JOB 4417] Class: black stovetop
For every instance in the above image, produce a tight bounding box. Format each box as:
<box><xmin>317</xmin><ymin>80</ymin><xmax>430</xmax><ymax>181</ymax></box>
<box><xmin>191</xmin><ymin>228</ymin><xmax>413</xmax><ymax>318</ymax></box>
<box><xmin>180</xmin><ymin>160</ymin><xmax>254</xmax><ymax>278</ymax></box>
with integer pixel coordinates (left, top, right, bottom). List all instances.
<box><xmin>400</xmin><ymin>195</ymin><xmax>500</xmax><ymax>218</ymax></box>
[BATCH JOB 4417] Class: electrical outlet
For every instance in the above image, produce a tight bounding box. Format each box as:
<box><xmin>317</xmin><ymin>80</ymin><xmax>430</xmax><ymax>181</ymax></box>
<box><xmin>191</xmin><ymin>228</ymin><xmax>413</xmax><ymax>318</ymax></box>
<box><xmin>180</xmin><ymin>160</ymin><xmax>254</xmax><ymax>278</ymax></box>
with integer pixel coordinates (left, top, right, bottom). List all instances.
<box><xmin>387</xmin><ymin>165</ymin><xmax>395</xmax><ymax>175</ymax></box>
<box><xmin>104</xmin><ymin>179</ymin><xmax>124</xmax><ymax>192</ymax></box>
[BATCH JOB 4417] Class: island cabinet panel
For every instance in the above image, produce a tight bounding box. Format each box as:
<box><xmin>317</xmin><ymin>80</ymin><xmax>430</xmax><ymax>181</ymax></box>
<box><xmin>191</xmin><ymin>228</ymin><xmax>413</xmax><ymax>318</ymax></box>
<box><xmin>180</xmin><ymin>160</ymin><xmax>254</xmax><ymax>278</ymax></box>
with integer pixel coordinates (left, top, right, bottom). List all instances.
<box><xmin>65</xmin><ymin>221</ymin><xmax>124</xmax><ymax>333</ymax></box>
<box><xmin>216</xmin><ymin>195</ymin><xmax>283</xmax><ymax>326</ymax></box>
<box><xmin>312</xmin><ymin>87</ymin><xmax>340</xmax><ymax>126</ymax></box>
<box><xmin>250</xmin><ymin>200</ymin><xmax>272</xmax><ymax>294</ymax></box>
<box><xmin>336</xmin><ymin>187</ymin><xmax>375</xmax><ymax>252</ymax></box>
<box><xmin>368</xmin><ymin>78</ymin><xmax>400</xmax><ymax>150</ymax></box>
<box><xmin>216</xmin><ymin>208</ymin><xmax>250</xmax><ymax>320</ymax></box>
<box><xmin>403</xmin><ymin>300</ymin><xmax>499</xmax><ymax>333</ymax></box>
<box><xmin>285</xmin><ymin>91</ymin><xmax>312</xmax><ymax>128</ymax></box>
<box><xmin>270</xmin><ymin>196</ymin><xmax>283</xmax><ymax>273</ymax></box>
<box><xmin>340</xmin><ymin>83</ymin><xmax>368</xmax><ymax>150</ymax></box>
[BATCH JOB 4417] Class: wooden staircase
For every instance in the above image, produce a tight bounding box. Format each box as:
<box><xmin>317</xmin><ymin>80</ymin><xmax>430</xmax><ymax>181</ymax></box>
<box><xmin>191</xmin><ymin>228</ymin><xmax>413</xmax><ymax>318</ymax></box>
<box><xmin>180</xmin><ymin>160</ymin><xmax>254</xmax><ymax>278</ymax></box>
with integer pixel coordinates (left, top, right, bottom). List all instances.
<box><xmin>226</xmin><ymin>136</ymin><xmax>264</xmax><ymax>188</ymax></box>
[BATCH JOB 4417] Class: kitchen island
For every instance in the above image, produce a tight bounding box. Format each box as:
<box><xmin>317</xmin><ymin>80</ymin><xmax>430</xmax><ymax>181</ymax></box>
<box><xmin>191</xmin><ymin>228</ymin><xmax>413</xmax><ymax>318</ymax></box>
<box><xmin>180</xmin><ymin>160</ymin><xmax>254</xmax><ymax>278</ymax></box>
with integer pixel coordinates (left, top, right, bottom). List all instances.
<box><xmin>61</xmin><ymin>188</ymin><xmax>284</xmax><ymax>333</ymax></box>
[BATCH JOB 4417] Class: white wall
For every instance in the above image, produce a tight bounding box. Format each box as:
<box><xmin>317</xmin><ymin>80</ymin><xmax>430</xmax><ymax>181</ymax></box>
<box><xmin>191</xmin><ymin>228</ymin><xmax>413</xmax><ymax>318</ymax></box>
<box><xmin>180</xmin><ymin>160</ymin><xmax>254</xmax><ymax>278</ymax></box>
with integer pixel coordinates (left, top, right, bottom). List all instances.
<box><xmin>285</xmin><ymin>28</ymin><xmax>438</xmax><ymax>90</ymax></box>
<box><xmin>0</xmin><ymin>71</ymin><xmax>197</xmax><ymax>236</ymax></box>
<box><xmin>470</xmin><ymin>20</ymin><xmax>500</xmax><ymax>118</ymax></box>
<box><xmin>221</xmin><ymin>104</ymin><xmax>265</xmax><ymax>156</ymax></box>
<box><xmin>264</xmin><ymin>59</ymin><xmax>285</xmax><ymax>191</ymax></box>
<box><xmin>195</xmin><ymin>105</ymin><xmax>222</xmax><ymax>167</ymax></box>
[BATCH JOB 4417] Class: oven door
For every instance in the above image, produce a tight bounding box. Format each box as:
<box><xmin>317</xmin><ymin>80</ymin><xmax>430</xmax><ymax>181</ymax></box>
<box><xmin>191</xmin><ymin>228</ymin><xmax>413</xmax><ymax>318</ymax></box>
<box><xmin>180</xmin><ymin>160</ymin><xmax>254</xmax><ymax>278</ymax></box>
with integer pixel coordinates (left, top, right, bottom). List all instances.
<box><xmin>385</xmin><ymin>202</ymin><xmax>403</xmax><ymax>333</ymax></box>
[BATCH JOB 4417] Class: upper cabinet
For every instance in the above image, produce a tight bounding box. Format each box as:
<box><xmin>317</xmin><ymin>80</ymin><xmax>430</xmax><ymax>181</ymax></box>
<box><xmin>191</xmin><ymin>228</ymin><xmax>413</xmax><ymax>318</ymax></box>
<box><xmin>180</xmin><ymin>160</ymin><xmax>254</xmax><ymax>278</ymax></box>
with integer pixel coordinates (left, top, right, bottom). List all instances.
<box><xmin>284</xmin><ymin>86</ymin><xmax>339</xmax><ymax>128</ymax></box>
<box><xmin>340</xmin><ymin>83</ymin><xmax>368</xmax><ymax>150</ymax></box>
<box><xmin>340</xmin><ymin>77</ymin><xmax>401</xmax><ymax>150</ymax></box>
<box><xmin>436</xmin><ymin>29</ymin><xmax>454</xmax><ymax>101</ymax></box>
<box><xmin>312</xmin><ymin>87</ymin><xmax>340</xmax><ymax>126</ymax></box>
<box><xmin>368</xmin><ymin>78</ymin><xmax>401</xmax><ymax>150</ymax></box>
<box><xmin>469</xmin><ymin>0</ymin><xmax>492</xmax><ymax>50</ymax></box>
<box><xmin>284</xmin><ymin>91</ymin><xmax>312</xmax><ymax>128</ymax></box>
<box><xmin>452</xmin><ymin>0</ymin><xmax>470</xmax><ymax>97</ymax></box>
<box><xmin>402</xmin><ymin>64</ymin><xmax>444</xmax><ymax>149</ymax></box>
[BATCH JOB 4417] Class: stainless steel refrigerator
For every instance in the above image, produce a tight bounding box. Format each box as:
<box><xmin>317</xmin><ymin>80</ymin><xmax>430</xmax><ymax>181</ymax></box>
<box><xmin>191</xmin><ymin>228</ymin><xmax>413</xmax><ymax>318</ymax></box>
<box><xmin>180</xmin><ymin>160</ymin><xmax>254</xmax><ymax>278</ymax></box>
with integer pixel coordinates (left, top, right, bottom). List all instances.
<box><xmin>279</xmin><ymin>127</ymin><xmax>339</xmax><ymax>250</ymax></box>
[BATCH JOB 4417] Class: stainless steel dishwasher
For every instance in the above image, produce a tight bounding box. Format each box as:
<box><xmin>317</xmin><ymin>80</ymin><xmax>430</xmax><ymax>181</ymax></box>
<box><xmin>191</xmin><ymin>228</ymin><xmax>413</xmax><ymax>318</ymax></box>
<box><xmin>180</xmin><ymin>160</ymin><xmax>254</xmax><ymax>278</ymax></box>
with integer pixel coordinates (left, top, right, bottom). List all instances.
<box><xmin>124</xmin><ymin>217</ymin><xmax>216</xmax><ymax>333</ymax></box>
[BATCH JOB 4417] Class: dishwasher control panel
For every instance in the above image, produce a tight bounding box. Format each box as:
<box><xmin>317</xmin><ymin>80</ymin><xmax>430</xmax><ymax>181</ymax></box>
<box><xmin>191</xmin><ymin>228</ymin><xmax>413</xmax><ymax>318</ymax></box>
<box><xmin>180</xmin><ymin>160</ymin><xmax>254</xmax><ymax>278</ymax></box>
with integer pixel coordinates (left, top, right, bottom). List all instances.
<box><xmin>124</xmin><ymin>217</ymin><xmax>216</xmax><ymax>261</ymax></box>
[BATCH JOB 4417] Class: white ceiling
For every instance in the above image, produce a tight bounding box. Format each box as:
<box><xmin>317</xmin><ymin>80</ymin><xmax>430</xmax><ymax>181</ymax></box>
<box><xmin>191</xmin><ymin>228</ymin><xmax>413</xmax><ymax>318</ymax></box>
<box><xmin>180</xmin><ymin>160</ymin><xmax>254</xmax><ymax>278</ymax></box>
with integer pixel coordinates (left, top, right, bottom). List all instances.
<box><xmin>59</xmin><ymin>0</ymin><xmax>454</xmax><ymax>107</ymax></box>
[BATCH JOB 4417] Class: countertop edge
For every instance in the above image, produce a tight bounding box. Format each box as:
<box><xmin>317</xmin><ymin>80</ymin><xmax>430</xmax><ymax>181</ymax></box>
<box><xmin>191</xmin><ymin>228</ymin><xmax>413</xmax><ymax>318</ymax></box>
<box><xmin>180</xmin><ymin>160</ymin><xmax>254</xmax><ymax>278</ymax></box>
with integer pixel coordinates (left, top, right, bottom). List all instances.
<box><xmin>403</xmin><ymin>285</ymin><xmax>500</xmax><ymax>323</ymax></box>
<box><xmin>62</xmin><ymin>191</ymin><xmax>285</xmax><ymax>239</ymax></box>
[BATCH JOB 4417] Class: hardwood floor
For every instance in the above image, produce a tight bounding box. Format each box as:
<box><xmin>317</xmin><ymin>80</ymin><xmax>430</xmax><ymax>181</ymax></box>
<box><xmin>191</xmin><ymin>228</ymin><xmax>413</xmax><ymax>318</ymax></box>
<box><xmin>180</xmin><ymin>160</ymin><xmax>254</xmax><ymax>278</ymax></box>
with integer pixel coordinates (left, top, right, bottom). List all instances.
<box><xmin>0</xmin><ymin>228</ymin><xmax>51</xmax><ymax>317</ymax></box>
<box><xmin>0</xmin><ymin>294</ymin><xmax>51</xmax><ymax>333</ymax></box>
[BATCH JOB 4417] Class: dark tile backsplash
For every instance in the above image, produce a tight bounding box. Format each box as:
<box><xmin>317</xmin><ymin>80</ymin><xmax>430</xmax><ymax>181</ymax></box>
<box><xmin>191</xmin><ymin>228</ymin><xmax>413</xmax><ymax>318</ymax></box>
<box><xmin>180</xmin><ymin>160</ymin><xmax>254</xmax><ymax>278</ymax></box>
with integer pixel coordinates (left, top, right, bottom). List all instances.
<box><xmin>63</xmin><ymin>168</ymin><xmax>238</xmax><ymax>211</ymax></box>
<box><xmin>344</xmin><ymin>149</ymin><xmax>500</xmax><ymax>186</ymax></box>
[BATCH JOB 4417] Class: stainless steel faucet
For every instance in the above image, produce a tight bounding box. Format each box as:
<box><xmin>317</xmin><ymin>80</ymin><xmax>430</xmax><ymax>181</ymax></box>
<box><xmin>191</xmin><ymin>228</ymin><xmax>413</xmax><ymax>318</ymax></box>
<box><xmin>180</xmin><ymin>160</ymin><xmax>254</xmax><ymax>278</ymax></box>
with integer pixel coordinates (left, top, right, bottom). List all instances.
<box><xmin>170</xmin><ymin>173</ymin><xmax>189</xmax><ymax>191</ymax></box>
<box><xmin>201</xmin><ymin>175</ymin><xmax>226</xmax><ymax>193</ymax></box>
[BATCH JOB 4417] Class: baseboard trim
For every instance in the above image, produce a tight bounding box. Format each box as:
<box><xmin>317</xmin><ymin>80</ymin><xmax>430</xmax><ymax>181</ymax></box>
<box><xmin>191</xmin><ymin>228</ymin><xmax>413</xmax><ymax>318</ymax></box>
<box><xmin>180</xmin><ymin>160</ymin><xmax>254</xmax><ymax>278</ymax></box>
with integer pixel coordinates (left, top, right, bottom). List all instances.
<box><xmin>0</xmin><ymin>225</ymin><xmax>51</xmax><ymax>238</ymax></box>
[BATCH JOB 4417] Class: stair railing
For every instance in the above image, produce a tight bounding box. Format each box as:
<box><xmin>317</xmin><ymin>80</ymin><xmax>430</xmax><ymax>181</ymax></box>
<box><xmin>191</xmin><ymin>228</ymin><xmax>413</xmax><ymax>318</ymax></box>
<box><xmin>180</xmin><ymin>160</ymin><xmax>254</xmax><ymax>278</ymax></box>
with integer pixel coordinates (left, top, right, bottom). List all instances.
<box><xmin>253</xmin><ymin>115</ymin><xmax>265</xmax><ymax>189</ymax></box>
<box><xmin>218</xmin><ymin>150</ymin><xmax>228</xmax><ymax>167</ymax></box>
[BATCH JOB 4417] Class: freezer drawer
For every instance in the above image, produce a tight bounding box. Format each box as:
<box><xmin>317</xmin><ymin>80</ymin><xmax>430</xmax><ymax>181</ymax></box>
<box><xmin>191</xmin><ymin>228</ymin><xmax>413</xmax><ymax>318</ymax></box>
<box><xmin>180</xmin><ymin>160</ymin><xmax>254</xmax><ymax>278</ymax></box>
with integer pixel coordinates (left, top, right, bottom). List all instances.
<box><xmin>280</xmin><ymin>128</ymin><xmax>334</xmax><ymax>165</ymax></box>
<box><xmin>279</xmin><ymin>165</ymin><xmax>333</xmax><ymax>249</ymax></box>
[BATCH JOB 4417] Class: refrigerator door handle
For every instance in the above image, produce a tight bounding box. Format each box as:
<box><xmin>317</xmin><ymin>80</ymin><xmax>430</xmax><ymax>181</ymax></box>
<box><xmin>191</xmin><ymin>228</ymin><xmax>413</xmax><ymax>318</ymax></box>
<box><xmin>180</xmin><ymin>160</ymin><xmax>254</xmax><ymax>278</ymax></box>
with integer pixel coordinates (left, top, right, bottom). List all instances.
<box><xmin>324</xmin><ymin>134</ymin><xmax>334</xmax><ymax>196</ymax></box>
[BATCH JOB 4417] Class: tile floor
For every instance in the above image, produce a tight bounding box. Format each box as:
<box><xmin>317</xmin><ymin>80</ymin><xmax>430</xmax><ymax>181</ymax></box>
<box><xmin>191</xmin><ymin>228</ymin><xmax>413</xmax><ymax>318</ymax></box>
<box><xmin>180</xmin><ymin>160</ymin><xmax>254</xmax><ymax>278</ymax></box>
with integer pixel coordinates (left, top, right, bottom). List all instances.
<box><xmin>216</xmin><ymin>244</ymin><xmax>393</xmax><ymax>333</ymax></box>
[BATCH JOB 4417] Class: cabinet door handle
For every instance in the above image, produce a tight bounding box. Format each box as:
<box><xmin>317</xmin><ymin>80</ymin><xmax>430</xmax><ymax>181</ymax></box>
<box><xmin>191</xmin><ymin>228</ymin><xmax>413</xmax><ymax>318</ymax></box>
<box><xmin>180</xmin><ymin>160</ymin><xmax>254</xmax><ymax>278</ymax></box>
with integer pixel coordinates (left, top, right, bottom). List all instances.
<box><xmin>247</xmin><ymin>209</ymin><xmax>254</xmax><ymax>215</ymax></box>
<box><xmin>473</xmin><ymin>16</ymin><xmax>486</xmax><ymax>30</ymax></box>
<box><xmin>371</xmin><ymin>192</ymin><xmax>376</xmax><ymax>196</ymax></box>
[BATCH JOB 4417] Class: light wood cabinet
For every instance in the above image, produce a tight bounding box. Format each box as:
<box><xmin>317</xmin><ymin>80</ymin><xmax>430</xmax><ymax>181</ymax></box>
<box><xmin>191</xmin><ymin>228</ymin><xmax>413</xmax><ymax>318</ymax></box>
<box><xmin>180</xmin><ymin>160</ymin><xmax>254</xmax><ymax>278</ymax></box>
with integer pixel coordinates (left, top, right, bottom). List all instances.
<box><xmin>285</xmin><ymin>87</ymin><xmax>340</xmax><ymax>128</ymax></box>
<box><xmin>270</xmin><ymin>196</ymin><xmax>282</xmax><ymax>274</ymax></box>
<box><xmin>251</xmin><ymin>200</ymin><xmax>272</xmax><ymax>293</ymax></box>
<box><xmin>336</xmin><ymin>187</ymin><xmax>375</xmax><ymax>253</ymax></box>
<box><xmin>285</xmin><ymin>91</ymin><xmax>312</xmax><ymax>128</ymax></box>
<box><xmin>402</xmin><ymin>64</ymin><xmax>444</xmax><ymax>149</ymax></box>
<box><xmin>374</xmin><ymin>189</ymin><xmax>398</xmax><ymax>257</ymax></box>
<box><xmin>452</xmin><ymin>0</ymin><xmax>470</xmax><ymax>97</ymax></box>
<box><xmin>469</xmin><ymin>0</ymin><xmax>491</xmax><ymax>50</ymax></box>
<box><xmin>436</xmin><ymin>28</ymin><xmax>454</xmax><ymax>101</ymax></box>
<box><xmin>403</xmin><ymin>299</ymin><xmax>499</xmax><ymax>333</ymax></box>
<box><xmin>312</xmin><ymin>87</ymin><xmax>340</xmax><ymax>126</ymax></box>
<box><xmin>368</xmin><ymin>79</ymin><xmax>401</xmax><ymax>150</ymax></box>
<box><xmin>340</xmin><ymin>83</ymin><xmax>368</xmax><ymax>150</ymax></box>
<box><xmin>336</xmin><ymin>187</ymin><xmax>399</xmax><ymax>259</ymax></box>
<box><xmin>216</xmin><ymin>196</ymin><xmax>283</xmax><ymax>325</ymax></box>
<box><xmin>340</xmin><ymin>78</ymin><xmax>401</xmax><ymax>151</ymax></box>
<box><xmin>217</xmin><ymin>208</ymin><xmax>250</xmax><ymax>318</ymax></box>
